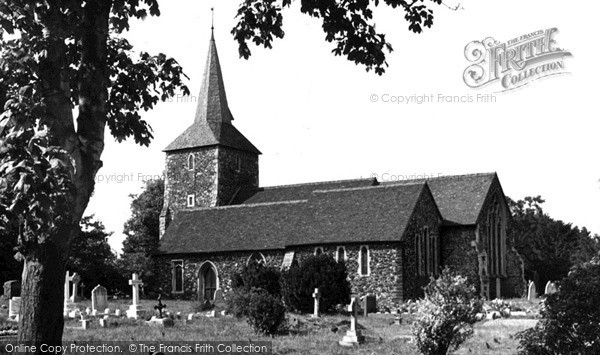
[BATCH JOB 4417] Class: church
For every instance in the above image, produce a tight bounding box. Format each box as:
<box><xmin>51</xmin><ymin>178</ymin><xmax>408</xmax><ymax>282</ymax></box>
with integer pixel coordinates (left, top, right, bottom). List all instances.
<box><xmin>156</xmin><ymin>31</ymin><xmax>525</xmax><ymax>309</ymax></box>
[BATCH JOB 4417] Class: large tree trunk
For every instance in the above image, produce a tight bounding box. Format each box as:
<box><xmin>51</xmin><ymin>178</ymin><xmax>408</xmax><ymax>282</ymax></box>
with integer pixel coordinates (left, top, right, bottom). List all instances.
<box><xmin>16</xmin><ymin>2</ymin><xmax>111</xmax><ymax>351</ymax></box>
<box><xmin>17</xmin><ymin>234</ymin><xmax>70</xmax><ymax>347</ymax></box>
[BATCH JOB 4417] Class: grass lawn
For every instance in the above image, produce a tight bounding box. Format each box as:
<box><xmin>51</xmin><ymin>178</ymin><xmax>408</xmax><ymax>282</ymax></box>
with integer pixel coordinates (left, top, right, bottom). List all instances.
<box><xmin>1</xmin><ymin>298</ymin><xmax>538</xmax><ymax>354</ymax></box>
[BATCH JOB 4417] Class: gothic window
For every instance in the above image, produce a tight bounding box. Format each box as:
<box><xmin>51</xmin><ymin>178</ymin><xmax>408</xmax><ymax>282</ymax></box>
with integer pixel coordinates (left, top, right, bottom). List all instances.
<box><xmin>314</xmin><ymin>247</ymin><xmax>324</xmax><ymax>256</ymax></box>
<box><xmin>187</xmin><ymin>194</ymin><xmax>195</xmax><ymax>207</ymax></box>
<box><xmin>187</xmin><ymin>154</ymin><xmax>195</xmax><ymax>171</ymax></box>
<box><xmin>336</xmin><ymin>246</ymin><xmax>346</xmax><ymax>262</ymax></box>
<box><xmin>172</xmin><ymin>260</ymin><xmax>184</xmax><ymax>293</ymax></box>
<box><xmin>359</xmin><ymin>245</ymin><xmax>370</xmax><ymax>276</ymax></box>
<box><xmin>235</xmin><ymin>155</ymin><xmax>242</xmax><ymax>172</ymax></box>
<box><xmin>416</xmin><ymin>231</ymin><xmax>422</xmax><ymax>276</ymax></box>
<box><xmin>487</xmin><ymin>196</ymin><xmax>505</xmax><ymax>276</ymax></box>
<box><xmin>417</xmin><ymin>227</ymin><xmax>437</xmax><ymax>276</ymax></box>
<box><xmin>247</xmin><ymin>252</ymin><xmax>266</xmax><ymax>265</ymax></box>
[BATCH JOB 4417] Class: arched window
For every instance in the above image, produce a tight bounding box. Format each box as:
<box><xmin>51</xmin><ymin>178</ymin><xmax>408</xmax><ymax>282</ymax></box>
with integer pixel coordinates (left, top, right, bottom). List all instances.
<box><xmin>235</xmin><ymin>155</ymin><xmax>242</xmax><ymax>172</ymax></box>
<box><xmin>247</xmin><ymin>252</ymin><xmax>266</xmax><ymax>265</ymax></box>
<box><xmin>187</xmin><ymin>194</ymin><xmax>195</xmax><ymax>207</ymax></box>
<box><xmin>359</xmin><ymin>245</ymin><xmax>370</xmax><ymax>276</ymax></box>
<box><xmin>188</xmin><ymin>154</ymin><xmax>195</xmax><ymax>171</ymax></box>
<box><xmin>314</xmin><ymin>247</ymin><xmax>324</xmax><ymax>256</ymax></box>
<box><xmin>487</xmin><ymin>196</ymin><xmax>505</xmax><ymax>276</ymax></box>
<box><xmin>336</xmin><ymin>246</ymin><xmax>346</xmax><ymax>262</ymax></box>
<box><xmin>172</xmin><ymin>260</ymin><xmax>184</xmax><ymax>293</ymax></box>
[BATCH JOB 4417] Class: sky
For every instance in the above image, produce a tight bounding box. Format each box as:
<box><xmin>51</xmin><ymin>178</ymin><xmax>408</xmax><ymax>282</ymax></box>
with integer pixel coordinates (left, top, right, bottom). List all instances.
<box><xmin>86</xmin><ymin>0</ymin><xmax>600</xmax><ymax>254</ymax></box>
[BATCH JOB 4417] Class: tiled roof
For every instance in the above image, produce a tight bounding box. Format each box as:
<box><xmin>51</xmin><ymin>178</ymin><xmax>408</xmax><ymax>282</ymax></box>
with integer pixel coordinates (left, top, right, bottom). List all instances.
<box><xmin>159</xmin><ymin>182</ymin><xmax>426</xmax><ymax>254</ymax></box>
<box><xmin>232</xmin><ymin>178</ymin><xmax>377</xmax><ymax>204</ymax></box>
<box><xmin>383</xmin><ymin>173</ymin><xmax>496</xmax><ymax>225</ymax></box>
<box><xmin>163</xmin><ymin>34</ymin><xmax>260</xmax><ymax>154</ymax></box>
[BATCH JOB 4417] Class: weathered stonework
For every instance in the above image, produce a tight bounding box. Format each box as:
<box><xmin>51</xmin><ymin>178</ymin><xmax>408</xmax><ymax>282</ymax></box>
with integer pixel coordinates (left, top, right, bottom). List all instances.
<box><xmin>160</xmin><ymin>146</ymin><xmax>258</xmax><ymax>237</ymax></box>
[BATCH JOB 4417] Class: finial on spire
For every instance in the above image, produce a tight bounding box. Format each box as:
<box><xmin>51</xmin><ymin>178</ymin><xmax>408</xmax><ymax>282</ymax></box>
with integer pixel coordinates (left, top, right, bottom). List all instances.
<box><xmin>211</xmin><ymin>7</ymin><xmax>214</xmax><ymax>31</ymax></box>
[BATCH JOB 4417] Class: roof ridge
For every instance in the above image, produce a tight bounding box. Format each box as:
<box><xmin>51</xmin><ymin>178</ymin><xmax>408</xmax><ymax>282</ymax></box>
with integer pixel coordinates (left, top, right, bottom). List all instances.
<box><xmin>257</xmin><ymin>177</ymin><xmax>377</xmax><ymax>191</ymax></box>
<box><xmin>182</xmin><ymin>199</ymin><xmax>307</xmax><ymax>211</ymax></box>
<box><xmin>312</xmin><ymin>181</ymin><xmax>425</xmax><ymax>194</ymax></box>
<box><xmin>381</xmin><ymin>172</ymin><xmax>496</xmax><ymax>184</ymax></box>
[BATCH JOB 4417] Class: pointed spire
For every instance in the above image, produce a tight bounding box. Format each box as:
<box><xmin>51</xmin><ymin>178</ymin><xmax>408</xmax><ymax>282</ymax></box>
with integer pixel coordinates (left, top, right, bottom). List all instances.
<box><xmin>194</xmin><ymin>23</ymin><xmax>232</xmax><ymax>124</ymax></box>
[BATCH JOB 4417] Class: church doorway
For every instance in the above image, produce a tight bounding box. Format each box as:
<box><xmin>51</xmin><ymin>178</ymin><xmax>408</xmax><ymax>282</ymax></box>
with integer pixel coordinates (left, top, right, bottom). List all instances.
<box><xmin>198</xmin><ymin>262</ymin><xmax>219</xmax><ymax>302</ymax></box>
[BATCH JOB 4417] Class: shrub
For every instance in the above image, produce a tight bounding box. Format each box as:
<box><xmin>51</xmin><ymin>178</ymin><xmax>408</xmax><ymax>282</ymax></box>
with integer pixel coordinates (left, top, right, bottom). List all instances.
<box><xmin>232</xmin><ymin>260</ymin><xmax>282</xmax><ymax>296</ymax></box>
<box><xmin>412</xmin><ymin>268</ymin><xmax>483</xmax><ymax>355</ymax></box>
<box><xmin>226</xmin><ymin>288</ymin><xmax>252</xmax><ymax>318</ymax></box>
<box><xmin>245</xmin><ymin>289</ymin><xmax>287</xmax><ymax>335</ymax></box>
<box><xmin>282</xmin><ymin>254</ymin><xmax>351</xmax><ymax>314</ymax></box>
<box><xmin>517</xmin><ymin>252</ymin><xmax>600</xmax><ymax>355</ymax></box>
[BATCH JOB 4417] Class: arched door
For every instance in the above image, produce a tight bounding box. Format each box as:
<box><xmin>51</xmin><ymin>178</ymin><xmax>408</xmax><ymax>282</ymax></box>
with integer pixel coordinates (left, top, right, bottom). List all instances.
<box><xmin>203</xmin><ymin>267</ymin><xmax>216</xmax><ymax>301</ymax></box>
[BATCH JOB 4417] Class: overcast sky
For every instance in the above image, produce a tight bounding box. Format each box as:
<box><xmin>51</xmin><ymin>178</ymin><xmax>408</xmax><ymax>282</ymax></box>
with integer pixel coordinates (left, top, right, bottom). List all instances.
<box><xmin>87</xmin><ymin>0</ymin><xmax>600</xmax><ymax>254</ymax></box>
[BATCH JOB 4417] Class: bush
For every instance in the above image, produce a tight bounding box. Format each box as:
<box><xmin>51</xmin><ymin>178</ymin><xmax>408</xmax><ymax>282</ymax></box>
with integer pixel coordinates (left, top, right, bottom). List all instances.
<box><xmin>517</xmin><ymin>252</ymin><xmax>600</xmax><ymax>355</ymax></box>
<box><xmin>412</xmin><ymin>268</ymin><xmax>483</xmax><ymax>355</ymax></box>
<box><xmin>282</xmin><ymin>254</ymin><xmax>351</xmax><ymax>314</ymax></box>
<box><xmin>227</xmin><ymin>261</ymin><xmax>283</xmax><ymax>318</ymax></box>
<box><xmin>231</xmin><ymin>260</ymin><xmax>282</xmax><ymax>296</ymax></box>
<box><xmin>245</xmin><ymin>289</ymin><xmax>287</xmax><ymax>335</ymax></box>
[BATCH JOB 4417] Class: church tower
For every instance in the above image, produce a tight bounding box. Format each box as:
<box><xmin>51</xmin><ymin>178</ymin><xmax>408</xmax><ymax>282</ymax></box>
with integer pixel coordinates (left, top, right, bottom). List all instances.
<box><xmin>159</xmin><ymin>30</ymin><xmax>260</xmax><ymax>237</ymax></box>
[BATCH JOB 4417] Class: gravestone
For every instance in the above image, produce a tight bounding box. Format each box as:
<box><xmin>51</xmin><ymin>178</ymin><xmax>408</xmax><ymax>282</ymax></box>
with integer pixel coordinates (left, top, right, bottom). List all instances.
<box><xmin>91</xmin><ymin>285</ymin><xmax>108</xmax><ymax>312</ymax></box>
<box><xmin>70</xmin><ymin>273</ymin><xmax>81</xmax><ymax>302</ymax></box>
<box><xmin>213</xmin><ymin>289</ymin><xmax>223</xmax><ymax>303</ymax></box>
<box><xmin>338</xmin><ymin>297</ymin><xmax>364</xmax><ymax>346</ymax></box>
<box><xmin>364</xmin><ymin>294</ymin><xmax>376</xmax><ymax>313</ymax></box>
<box><xmin>9</xmin><ymin>297</ymin><xmax>21</xmax><ymax>320</ymax></box>
<box><xmin>3</xmin><ymin>280</ymin><xmax>20</xmax><ymax>299</ymax></box>
<box><xmin>64</xmin><ymin>271</ymin><xmax>77</xmax><ymax>315</ymax></box>
<box><xmin>312</xmin><ymin>288</ymin><xmax>321</xmax><ymax>318</ymax></box>
<box><xmin>545</xmin><ymin>281</ymin><xmax>557</xmax><ymax>295</ymax></box>
<box><xmin>126</xmin><ymin>273</ymin><xmax>144</xmax><ymax>319</ymax></box>
<box><xmin>527</xmin><ymin>281</ymin><xmax>537</xmax><ymax>301</ymax></box>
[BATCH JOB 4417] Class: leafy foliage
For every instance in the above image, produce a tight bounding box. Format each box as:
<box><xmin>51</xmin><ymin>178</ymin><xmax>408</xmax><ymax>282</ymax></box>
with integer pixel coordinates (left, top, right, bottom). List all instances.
<box><xmin>509</xmin><ymin>196</ymin><xmax>600</xmax><ymax>292</ymax></box>
<box><xmin>228</xmin><ymin>260</ymin><xmax>283</xmax><ymax>317</ymax></box>
<box><xmin>69</xmin><ymin>216</ymin><xmax>123</xmax><ymax>296</ymax></box>
<box><xmin>411</xmin><ymin>268</ymin><xmax>483</xmax><ymax>355</ymax></box>
<box><xmin>517</xmin><ymin>252</ymin><xmax>600</xmax><ymax>355</ymax></box>
<box><xmin>245</xmin><ymin>289</ymin><xmax>287</xmax><ymax>335</ymax></box>
<box><xmin>282</xmin><ymin>254</ymin><xmax>350</xmax><ymax>313</ymax></box>
<box><xmin>232</xmin><ymin>260</ymin><xmax>283</xmax><ymax>296</ymax></box>
<box><xmin>232</xmin><ymin>0</ymin><xmax>442</xmax><ymax>74</ymax></box>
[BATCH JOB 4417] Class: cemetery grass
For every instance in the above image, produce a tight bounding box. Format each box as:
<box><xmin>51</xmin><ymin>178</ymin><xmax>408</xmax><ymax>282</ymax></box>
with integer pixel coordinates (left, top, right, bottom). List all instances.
<box><xmin>0</xmin><ymin>298</ymin><xmax>539</xmax><ymax>354</ymax></box>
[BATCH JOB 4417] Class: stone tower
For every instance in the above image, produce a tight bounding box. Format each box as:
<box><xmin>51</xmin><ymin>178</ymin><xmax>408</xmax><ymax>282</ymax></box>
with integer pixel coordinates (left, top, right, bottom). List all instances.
<box><xmin>159</xmin><ymin>31</ymin><xmax>260</xmax><ymax>237</ymax></box>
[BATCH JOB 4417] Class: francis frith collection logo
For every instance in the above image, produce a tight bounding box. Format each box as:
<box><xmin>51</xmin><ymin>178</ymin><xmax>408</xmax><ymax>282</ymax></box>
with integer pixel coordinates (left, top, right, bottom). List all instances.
<box><xmin>463</xmin><ymin>28</ymin><xmax>571</xmax><ymax>92</ymax></box>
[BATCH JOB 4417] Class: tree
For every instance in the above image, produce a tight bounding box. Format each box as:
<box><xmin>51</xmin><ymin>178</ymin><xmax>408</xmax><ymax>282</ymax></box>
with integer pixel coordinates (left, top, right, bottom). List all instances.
<box><xmin>517</xmin><ymin>252</ymin><xmax>600</xmax><ymax>354</ymax></box>
<box><xmin>509</xmin><ymin>196</ymin><xmax>600</xmax><ymax>292</ymax></box>
<box><xmin>122</xmin><ymin>178</ymin><xmax>163</xmax><ymax>255</ymax></box>
<box><xmin>69</xmin><ymin>216</ymin><xmax>123</xmax><ymax>297</ymax></box>
<box><xmin>119</xmin><ymin>178</ymin><xmax>164</xmax><ymax>296</ymax></box>
<box><xmin>0</xmin><ymin>2</ymin><xmax>188</xmax><ymax>347</ymax></box>
<box><xmin>282</xmin><ymin>254</ymin><xmax>350</xmax><ymax>313</ymax></box>
<box><xmin>232</xmin><ymin>0</ymin><xmax>443</xmax><ymax>74</ymax></box>
<box><xmin>412</xmin><ymin>269</ymin><xmax>483</xmax><ymax>355</ymax></box>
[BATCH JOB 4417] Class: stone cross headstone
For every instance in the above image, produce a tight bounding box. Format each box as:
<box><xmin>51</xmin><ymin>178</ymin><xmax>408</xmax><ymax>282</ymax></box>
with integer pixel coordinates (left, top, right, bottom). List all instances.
<box><xmin>8</xmin><ymin>297</ymin><xmax>21</xmax><ymax>320</ymax></box>
<box><xmin>154</xmin><ymin>295</ymin><xmax>167</xmax><ymax>319</ymax></box>
<box><xmin>64</xmin><ymin>271</ymin><xmax>76</xmax><ymax>315</ymax></box>
<box><xmin>312</xmin><ymin>288</ymin><xmax>321</xmax><ymax>318</ymax></box>
<box><xmin>545</xmin><ymin>281</ymin><xmax>557</xmax><ymax>295</ymax></box>
<box><xmin>527</xmin><ymin>280</ymin><xmax>537</xmax><ymax>301</ymax></box>
<box><xmin>91</xmin><ymin>285</ymin><xmax>108</xmax><ymax>312</ymax></box>
<box><xmin>339</xmin><ymin>297</ymin><xmax>364</xmax><ymax>346</ymax></box>
<box><xmin>70</xmin><ymin>273</ymin><xmax>81</xmax><ymax>302</ymax></box>
<box><xmin>126</xmin><ymin>273</ymin><xmax>144</xmax><ymax>319</ymax></box>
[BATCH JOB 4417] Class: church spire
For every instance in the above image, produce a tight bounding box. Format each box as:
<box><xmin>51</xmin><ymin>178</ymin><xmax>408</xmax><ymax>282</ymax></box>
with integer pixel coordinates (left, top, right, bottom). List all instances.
<box><xmin>194</xmin><ymin>21</ymin><xmax>232</xmax><ymax>124</ymax></box>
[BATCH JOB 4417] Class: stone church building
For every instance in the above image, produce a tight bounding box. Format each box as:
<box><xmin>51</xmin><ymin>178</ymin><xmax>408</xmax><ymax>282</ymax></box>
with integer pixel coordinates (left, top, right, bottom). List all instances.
<box><xmin>157</xmin><ymin>32</ymin><xmax>525</xmax><ymax>309</ymax></box>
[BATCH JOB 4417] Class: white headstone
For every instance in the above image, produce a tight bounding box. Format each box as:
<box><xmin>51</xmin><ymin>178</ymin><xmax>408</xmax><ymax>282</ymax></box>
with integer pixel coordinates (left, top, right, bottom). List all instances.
<box><xmin>91</xmin><ymin>285</ymin><xmax>108</xmax><ymax>312</ymax></box>
<box><xmin>312</xmin><ymin>288</ymin><xmax>321</xmax><ymax>318</ymax></box>
<box><xmin>115</xmin><ymin>309</ymin><xmax>122</xmax><ymax>317</ymax></box>
<box><xmin>104</xmin><ymin>308</ymin><xmax>110</xmax><ymax>315</ymax></box>
<box><xmin>8</xmin><ymin>297</ymin><xmax>21</xmax><ymax>319</ymax></box>
<box><xmin>126</xmin><ymin>273</ymin><xmax>144</xmax><ymax>319</ymax></box>
<box><xmin>545</xmin><ymin>281</ymin><xmax>557</xmax><ymax>295</ymax></box>
<box><xmin>70</xmin><ymin>273</ymin><xmax>81</xmax><ymax>302</ymax></box>
<box><xmin>85</xmin><ymin>307</ymin><xmax>91</xmax><ymax>315</ymax></box>
<box><xmin>527</xmin><ymin>281</ymin><xmax>537</xmax><ymax>301</ymax></box>
<box><xmin>339</xmin><ymin>297</ymin><xmax>364</xmax><ymax>346</ymax></box>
